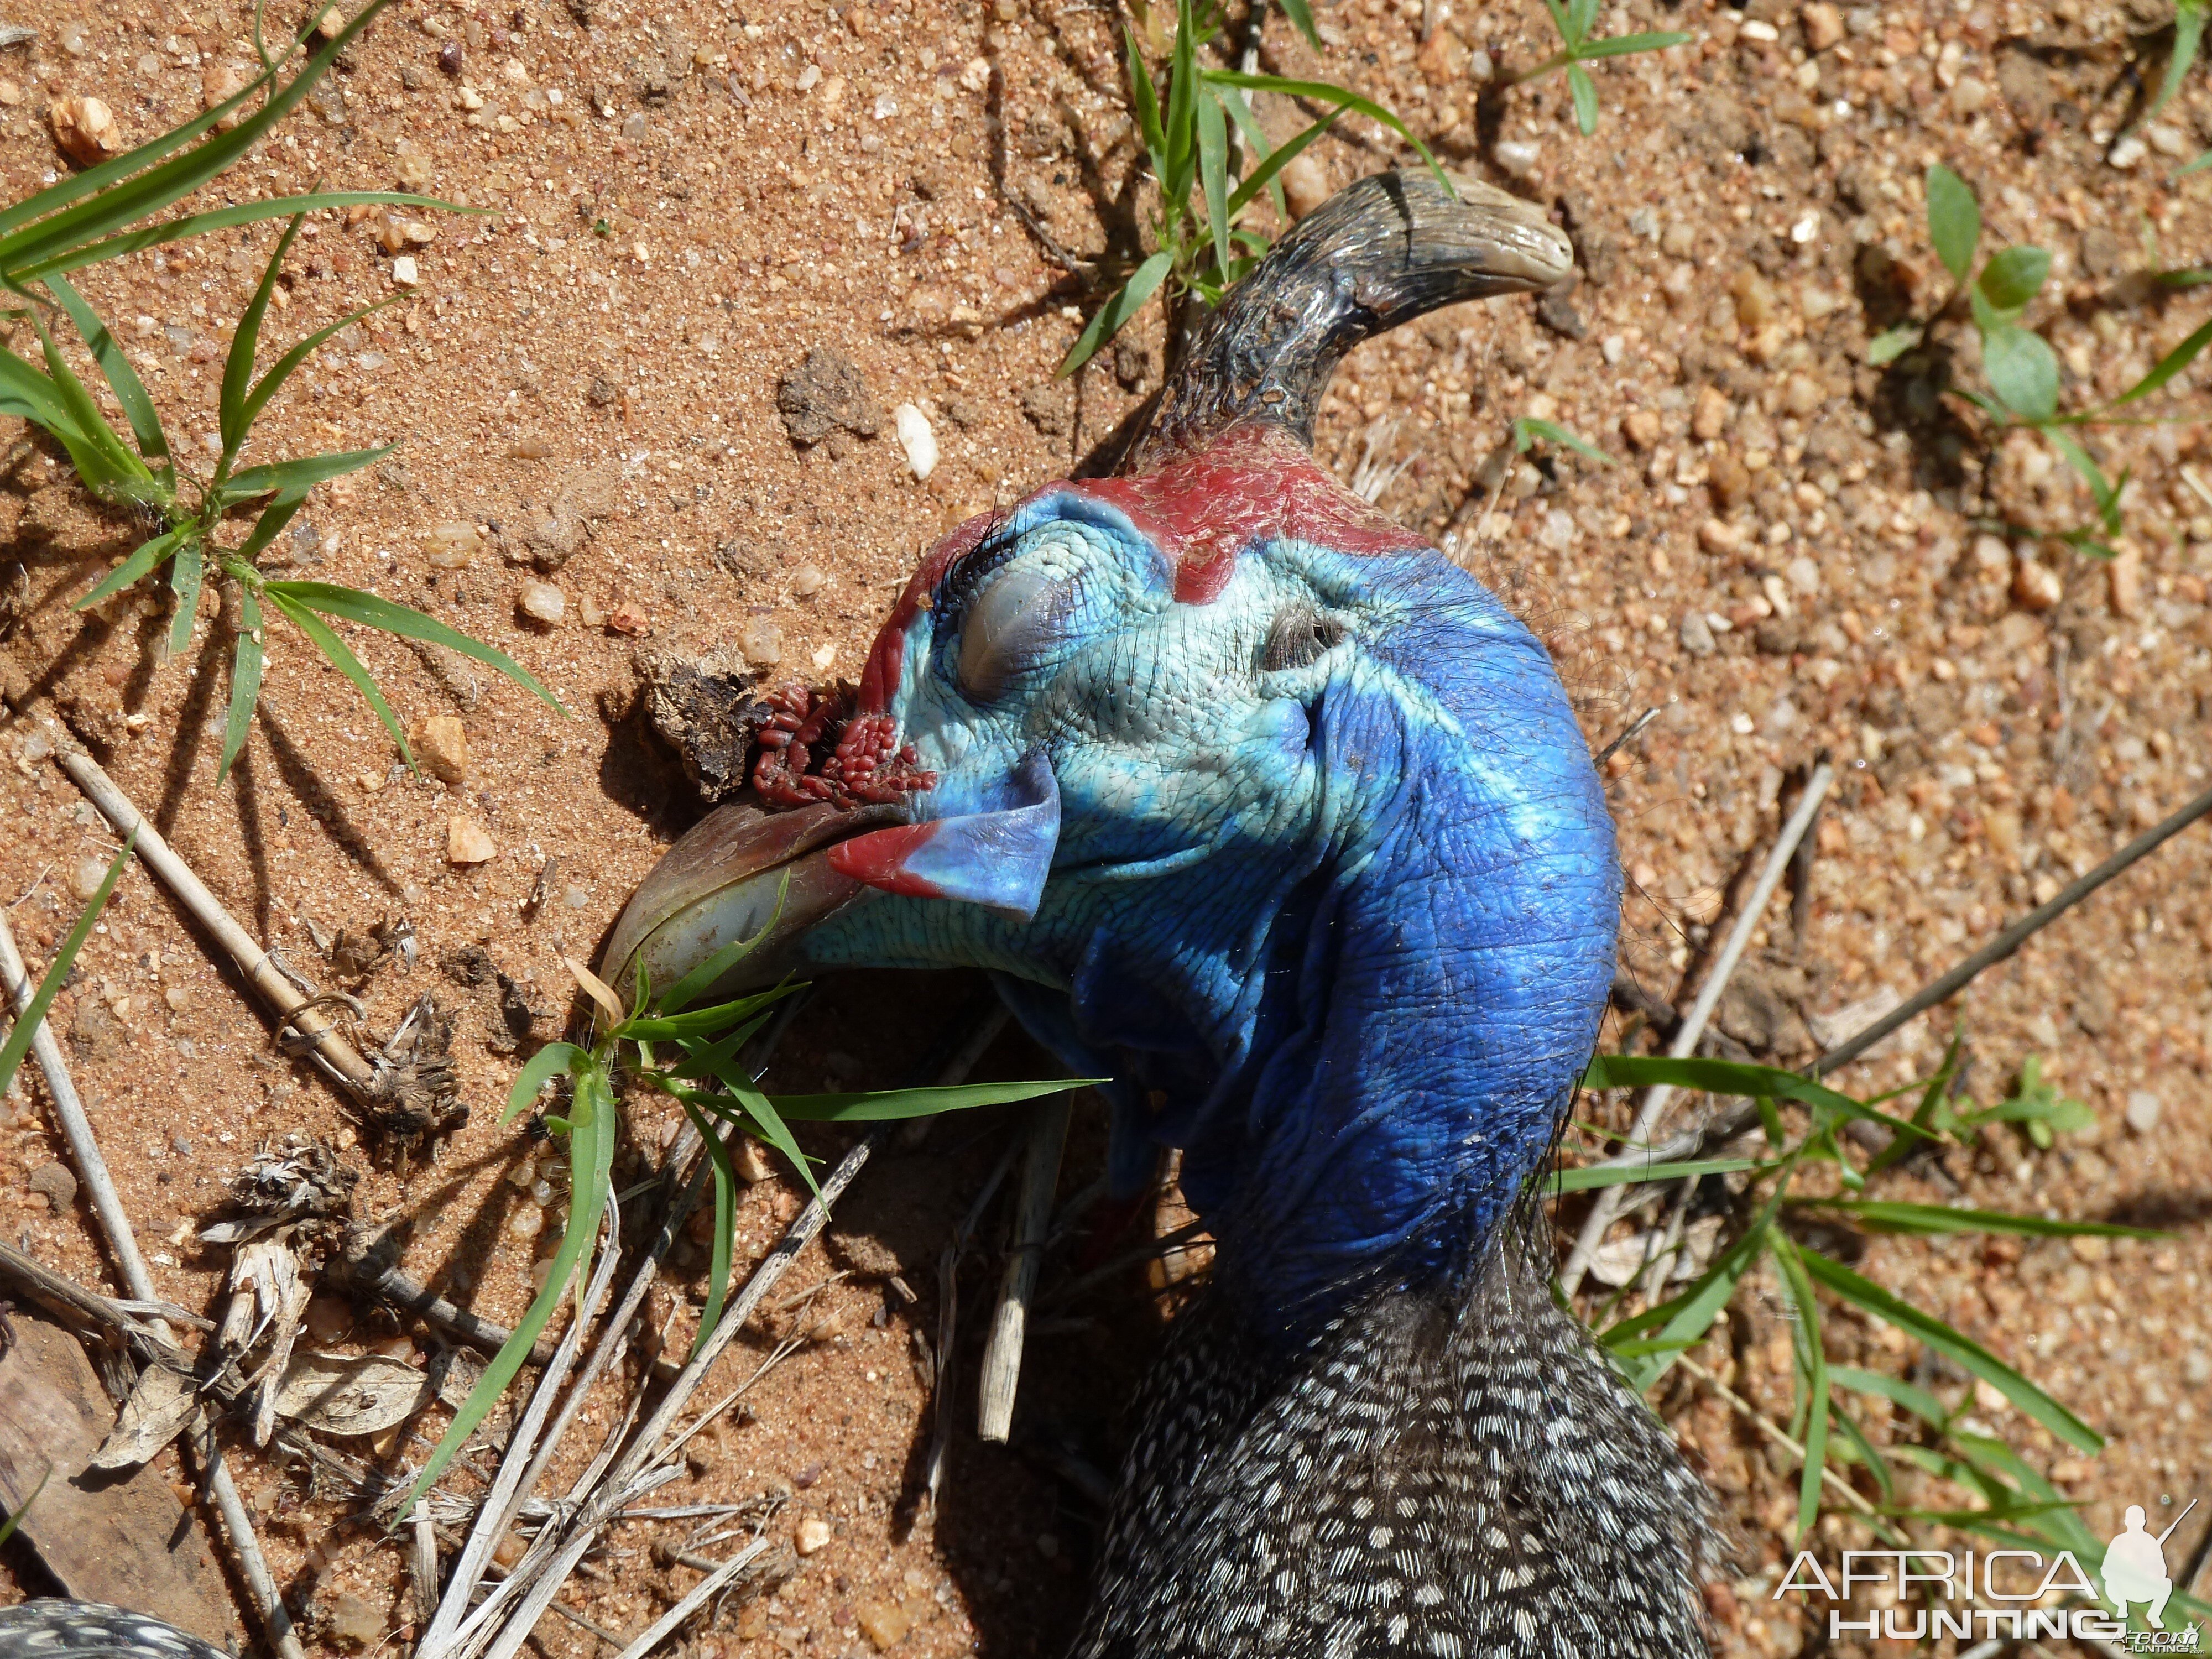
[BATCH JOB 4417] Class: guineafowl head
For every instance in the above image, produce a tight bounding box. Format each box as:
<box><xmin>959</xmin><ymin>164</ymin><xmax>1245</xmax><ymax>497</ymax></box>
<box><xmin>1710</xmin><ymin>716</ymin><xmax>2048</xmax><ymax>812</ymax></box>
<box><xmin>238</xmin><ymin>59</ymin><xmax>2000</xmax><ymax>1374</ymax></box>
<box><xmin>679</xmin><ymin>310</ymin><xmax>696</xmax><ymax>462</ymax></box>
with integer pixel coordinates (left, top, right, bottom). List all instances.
<box><xmin>608</xmin><ymin>174</ymin><xmax>1619</xmax><ymax>1340</ymax></box>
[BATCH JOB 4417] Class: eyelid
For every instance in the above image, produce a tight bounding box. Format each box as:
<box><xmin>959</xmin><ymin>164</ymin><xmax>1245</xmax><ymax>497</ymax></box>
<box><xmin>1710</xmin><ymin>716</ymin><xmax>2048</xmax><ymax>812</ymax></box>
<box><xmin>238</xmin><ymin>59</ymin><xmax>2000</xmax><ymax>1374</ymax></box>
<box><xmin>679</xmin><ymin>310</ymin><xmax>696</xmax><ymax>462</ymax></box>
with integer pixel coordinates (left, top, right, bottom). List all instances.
<box><xmin>956</xmin><ymin>564</ymin><xmax>1079</xmax><ymax>701</ymax></box>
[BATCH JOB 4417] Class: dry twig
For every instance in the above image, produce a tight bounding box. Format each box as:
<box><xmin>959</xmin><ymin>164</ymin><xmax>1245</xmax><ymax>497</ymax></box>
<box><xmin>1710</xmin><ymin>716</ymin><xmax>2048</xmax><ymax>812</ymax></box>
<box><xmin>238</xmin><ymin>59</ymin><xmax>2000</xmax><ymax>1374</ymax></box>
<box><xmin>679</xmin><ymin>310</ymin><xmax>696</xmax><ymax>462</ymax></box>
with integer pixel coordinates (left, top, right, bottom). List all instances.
<box><xmin>0</xmin><ymin>905</ymin><xmax>305</xmax><ymax>1659</ymax></box>
<box><xmin>978</xmin><ymin>1094</ymin><xmax>1071</xmax><ymax>1442</ymax></box>
<box><xmin>1561</xmin><ymin>760</ymin><xmax>1834</xmax><ymax>1295</ymax></box>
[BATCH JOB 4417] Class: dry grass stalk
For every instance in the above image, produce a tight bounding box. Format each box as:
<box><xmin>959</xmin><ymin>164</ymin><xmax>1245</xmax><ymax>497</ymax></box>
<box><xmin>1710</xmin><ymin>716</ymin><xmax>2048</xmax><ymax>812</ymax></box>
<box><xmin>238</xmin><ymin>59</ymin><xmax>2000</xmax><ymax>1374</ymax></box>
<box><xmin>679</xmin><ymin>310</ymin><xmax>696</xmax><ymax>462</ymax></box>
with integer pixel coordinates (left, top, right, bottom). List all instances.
<box><xmin>1560</xmin><ymin>760</ymin><xmax>1834</xmax><ymax>1296</ymax></box>
<box><xmin>978</xmin><ymin>1095</ymin><xmax>1072</xmax><ymax>1443</ymax></box>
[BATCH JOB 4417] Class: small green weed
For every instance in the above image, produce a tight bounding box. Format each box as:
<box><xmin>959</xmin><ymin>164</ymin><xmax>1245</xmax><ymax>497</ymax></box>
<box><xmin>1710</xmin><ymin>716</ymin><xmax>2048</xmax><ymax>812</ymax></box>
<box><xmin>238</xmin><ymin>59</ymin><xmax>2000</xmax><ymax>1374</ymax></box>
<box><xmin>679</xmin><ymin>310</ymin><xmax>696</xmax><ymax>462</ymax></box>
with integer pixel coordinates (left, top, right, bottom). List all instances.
<box><xmin>0</xmin><ymin>836</ymin><xmax>132</xmax><ymax>1103</ymax></box>
<box><xmin>1062</xmin><ymin>0</ymin><xmax>1442</xmax><ymax>374</ymax></box>
<box><xmin>0</xmin><ymin>0</ymin><xmax>563</xmax><ymax>782</ymax></box>
<box><xmin>1517</xmin><ymin>0</ymin><xmax>1689</xmax><ymax>135</ymax></box>
<box><xmin>1569</xmin><ymin>1045</ymin><xmax>2194</xmax><ymax>1594</ymax></box>
<box><xmin>1868</xmin><ymin>163</ymin><xmax>2212</xmax><ymax>559</ymax></box>
<box><xmin>404</xmin><ymin>926</ymin><xmax>1090</xmax><ymax>1511</ymax></box>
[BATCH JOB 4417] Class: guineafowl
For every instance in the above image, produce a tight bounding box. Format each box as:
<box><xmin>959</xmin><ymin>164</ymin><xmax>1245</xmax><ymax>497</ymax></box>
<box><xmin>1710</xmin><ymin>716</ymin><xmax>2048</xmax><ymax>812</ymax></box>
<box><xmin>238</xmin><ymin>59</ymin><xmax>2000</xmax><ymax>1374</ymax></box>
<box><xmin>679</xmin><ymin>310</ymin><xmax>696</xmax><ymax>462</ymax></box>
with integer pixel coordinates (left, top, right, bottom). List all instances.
<box><xmin>2</xmin><ymin>170</ymin><xmax>1719</xmax><ymax>1659</ymax></box>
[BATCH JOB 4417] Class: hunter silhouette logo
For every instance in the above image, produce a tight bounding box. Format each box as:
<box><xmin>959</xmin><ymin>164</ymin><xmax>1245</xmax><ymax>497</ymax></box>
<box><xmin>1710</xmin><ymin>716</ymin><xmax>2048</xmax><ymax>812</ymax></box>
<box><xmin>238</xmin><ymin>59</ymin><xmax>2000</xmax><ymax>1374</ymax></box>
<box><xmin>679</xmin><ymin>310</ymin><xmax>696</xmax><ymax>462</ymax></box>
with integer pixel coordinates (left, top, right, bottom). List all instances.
<box><xmin>2104</xmin><ymin>1502</ymin><xmax>2193</xmax><ymax>1631</ymax></box>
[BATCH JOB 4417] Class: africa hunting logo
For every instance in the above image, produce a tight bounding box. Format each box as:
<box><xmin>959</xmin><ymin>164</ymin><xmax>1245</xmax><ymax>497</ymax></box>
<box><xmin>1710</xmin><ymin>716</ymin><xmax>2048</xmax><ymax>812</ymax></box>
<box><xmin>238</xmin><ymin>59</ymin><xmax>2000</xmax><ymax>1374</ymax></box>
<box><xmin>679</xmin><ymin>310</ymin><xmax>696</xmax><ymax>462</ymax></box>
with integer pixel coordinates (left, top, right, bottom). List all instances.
<box><xmin>1775</xmin><ymin>1499</ymin><xmax>2203</xmax><ymax>1650</ymax></box>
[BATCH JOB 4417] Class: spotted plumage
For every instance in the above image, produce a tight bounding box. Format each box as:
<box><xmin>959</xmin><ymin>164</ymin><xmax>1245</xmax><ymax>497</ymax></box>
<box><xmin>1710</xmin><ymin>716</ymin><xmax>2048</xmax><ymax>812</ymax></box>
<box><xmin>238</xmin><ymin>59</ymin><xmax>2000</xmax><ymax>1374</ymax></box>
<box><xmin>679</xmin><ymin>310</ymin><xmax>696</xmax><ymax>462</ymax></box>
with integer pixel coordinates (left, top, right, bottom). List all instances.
<box><xmin>0</xmin><ymin>1604</ymin><xmax>226</xmax><ymax>1659</ymax></box>
<box><xmin>1073</xmin><ymin>1233</ymin><xmax>1719</xmax><ymax>1659</ymax></box>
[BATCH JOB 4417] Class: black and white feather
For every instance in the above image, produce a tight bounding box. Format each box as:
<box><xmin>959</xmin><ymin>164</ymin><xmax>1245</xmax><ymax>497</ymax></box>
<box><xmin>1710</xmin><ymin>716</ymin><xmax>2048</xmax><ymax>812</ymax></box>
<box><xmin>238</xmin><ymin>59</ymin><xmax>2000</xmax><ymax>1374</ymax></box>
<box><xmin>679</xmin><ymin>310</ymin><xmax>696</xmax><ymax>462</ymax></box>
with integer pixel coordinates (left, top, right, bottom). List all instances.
<box><xmin>0</xmin><ymin>1604</ymin><xmax>227</xmax><ymax>1659</ymax></box>
<box><xmin>1072</xmin><ymin>1232</ymin><xmax>1723</xmax><ymax>1659</ymax></box>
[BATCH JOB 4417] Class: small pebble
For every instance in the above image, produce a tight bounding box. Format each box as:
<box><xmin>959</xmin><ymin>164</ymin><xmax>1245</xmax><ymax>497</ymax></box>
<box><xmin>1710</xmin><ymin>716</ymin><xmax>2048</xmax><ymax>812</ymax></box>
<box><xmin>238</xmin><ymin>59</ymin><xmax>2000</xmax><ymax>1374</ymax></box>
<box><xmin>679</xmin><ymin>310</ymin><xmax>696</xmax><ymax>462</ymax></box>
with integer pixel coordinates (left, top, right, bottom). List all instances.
<box><xmin>304</xmin><ymin>1296</ymin><xmax>353</xmax><ymax>1343</ymax></box>
<box><xmin>855</xmin><ymin>1600</ymin><xmax>912</xmax><ymax>1650</ymax></box>
<box><xmin>447</xmin><ymin>815</ymin><xmax>498</xmax><ymax>865</ymax></box>
<box><xmin>518</xmin><ymin>581</ymin><xmax>565</xmax><ymax>624</ymax></box>
<box><xmin>27</xmin><ymin>1161</ymin><xmax>77</xmax><ymax>1212</ymax></box>
<box><xmin>2012</xmin><ymin>556</ymin><xmax>2062</xmax><ymax>612</ymax></box>
<box><xmin>509</xmin><ymin>1202</ymin><xmax>545</xmax><ymax>1239</ymax></box>
<box><xmin>795</xmin><ymin>1515</ymin><xmax>833</xmax><ymax>1556</ymax></box>
<box><xmin>391</xmin><ymin>254</ymin><xmax>420</xmax><ymax>287</ymax></box>
<box><xmin>1691</xmin><ymin>385</ymin><xmax>1730</xmax><ymax>442</ymax></box>
<box><xmin>71</xmin><ymin>854</ymin><xmax>110</xmax><ymax>901</ymax></box>
<box><xmin>2107</xmin><ymin>134</ymin><xmax>2147</xmax><ymax>170</ymax></box>
<box><xmin>325</xmin><ymin>1594</ymin><xmax>384</xmax><ymax>1652</ymax></box>
<box><xmin>50</xmin><ymin>95</ymin><xmax>122</xmax><ymax>165</ymax></box>
<box><xmin>164</xmin><ymin>987</ymin><xmax>190</xmax><ymax>1013</ymax></box>
<box><xmin>740</xmin><ymin>615</ymin><xmax>782</xmax><ymax>668</ymax></box>
<box><xmin>1679</xmin><ymin>611</ymin><xmax>1717</xmax><ymax>657</ymax></box>
<box><xmin>1493</xmin><ymin>138</ymin><xmax>1540</xmax><ymax>179</ymax></box>
<box><xmin>791</xmin><ymin>564</ymin><xmax>826</xmax><ymax>598</ymax></box>
<box><xmin>410</xmin><ymin>714</ymin><xmax>469</xmax><ymax>784</ymax></box>
<box><xmin>894</xmin><ymin>403</ymin><xmax>937</xmax><ymax>480</ymax></box>
<box><xmin>2125</xmin><ymin>1089</ymin><xmax>2162</xmax><ymax>1134</ymax></box>
<box><xmin>1801</xmin><ymin>1</ymin><xmax>1844</xmax><ymax>51</ymax></box>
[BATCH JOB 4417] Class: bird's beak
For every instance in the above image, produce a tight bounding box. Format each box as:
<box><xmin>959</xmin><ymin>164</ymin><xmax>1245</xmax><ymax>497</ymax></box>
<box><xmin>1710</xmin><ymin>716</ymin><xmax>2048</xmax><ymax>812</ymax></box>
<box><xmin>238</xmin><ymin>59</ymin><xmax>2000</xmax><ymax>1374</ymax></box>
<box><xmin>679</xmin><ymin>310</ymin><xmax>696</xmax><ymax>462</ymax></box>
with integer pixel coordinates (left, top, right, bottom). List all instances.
<box><xmin>600</xmin><ymin>750</ymin><xmax>1061</xmax><ymax>1004</ymax></box>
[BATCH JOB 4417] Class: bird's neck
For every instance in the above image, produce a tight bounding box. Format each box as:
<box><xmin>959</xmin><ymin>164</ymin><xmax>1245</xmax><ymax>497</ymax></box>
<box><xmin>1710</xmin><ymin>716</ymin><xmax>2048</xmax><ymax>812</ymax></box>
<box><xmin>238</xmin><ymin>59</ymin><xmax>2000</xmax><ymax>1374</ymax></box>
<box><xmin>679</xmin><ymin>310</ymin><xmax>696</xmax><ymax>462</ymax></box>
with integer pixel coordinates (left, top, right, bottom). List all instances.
<box><xmin>1071</xmin><ymin>1235</ymin><xmax>1721</xmax><ymax>1659</ymax></box>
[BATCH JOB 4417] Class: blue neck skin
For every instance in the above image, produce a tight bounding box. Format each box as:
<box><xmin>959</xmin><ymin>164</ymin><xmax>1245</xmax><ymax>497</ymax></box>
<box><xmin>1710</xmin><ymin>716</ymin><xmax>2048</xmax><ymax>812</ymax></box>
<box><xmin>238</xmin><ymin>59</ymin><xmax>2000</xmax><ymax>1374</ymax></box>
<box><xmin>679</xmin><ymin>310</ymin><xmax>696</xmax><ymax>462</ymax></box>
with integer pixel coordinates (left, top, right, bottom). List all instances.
<box><xmin>794</xmin><ymin>510</ymin><xmax>1621</xmax><ymax>1343</ymax></box>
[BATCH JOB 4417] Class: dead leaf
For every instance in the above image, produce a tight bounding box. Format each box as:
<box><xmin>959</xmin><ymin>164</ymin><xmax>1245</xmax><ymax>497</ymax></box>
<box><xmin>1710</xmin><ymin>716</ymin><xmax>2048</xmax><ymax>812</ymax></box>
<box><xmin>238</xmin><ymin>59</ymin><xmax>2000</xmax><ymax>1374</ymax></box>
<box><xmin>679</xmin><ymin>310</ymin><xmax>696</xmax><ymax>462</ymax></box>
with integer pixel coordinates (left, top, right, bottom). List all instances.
<box><xmin>562</xmin><ymin>954</ymin><xmax>625</xmax><ymax>1025</ymax></box>
<box><xmin>0</xmin><ymin>1317</ymin><xmax>236</xmax><ymax>1645</ymax></box>
<box><xmin>88</xmin><ymin>1364</ymin><xmax>199</xmax><ymax>1470</ymax></box>
<box><xmin>273</xmin><ymin>1351</ymin><xmax>436</xmax><ymax>1437</ymax></box>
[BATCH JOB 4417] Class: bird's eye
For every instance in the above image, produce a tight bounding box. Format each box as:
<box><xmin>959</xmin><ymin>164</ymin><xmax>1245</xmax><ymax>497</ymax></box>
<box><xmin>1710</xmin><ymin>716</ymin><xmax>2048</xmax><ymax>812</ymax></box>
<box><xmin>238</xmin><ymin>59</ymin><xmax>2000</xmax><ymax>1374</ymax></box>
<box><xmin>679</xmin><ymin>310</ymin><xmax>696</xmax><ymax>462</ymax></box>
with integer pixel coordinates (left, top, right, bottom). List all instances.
<box><xmin>956</xmin><ymin>564</ymin><xmax>1077</xmax><ymax>701</ymax></box>
<box><xmin>1260</xmin><ymin>606</ymin><xmax>1347</xmax><ymax>673</ymax></box>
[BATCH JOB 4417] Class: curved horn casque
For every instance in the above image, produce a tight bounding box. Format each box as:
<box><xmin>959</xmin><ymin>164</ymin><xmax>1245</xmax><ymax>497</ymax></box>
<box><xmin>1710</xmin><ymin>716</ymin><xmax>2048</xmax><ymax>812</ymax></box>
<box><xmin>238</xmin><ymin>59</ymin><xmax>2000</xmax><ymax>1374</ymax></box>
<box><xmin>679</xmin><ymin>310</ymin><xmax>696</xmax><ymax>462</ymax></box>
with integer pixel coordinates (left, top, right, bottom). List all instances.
<box><xmin>1125</xmin><ymin>170</ymin><xmax>1572</xmax><ymax>470</ymax></box>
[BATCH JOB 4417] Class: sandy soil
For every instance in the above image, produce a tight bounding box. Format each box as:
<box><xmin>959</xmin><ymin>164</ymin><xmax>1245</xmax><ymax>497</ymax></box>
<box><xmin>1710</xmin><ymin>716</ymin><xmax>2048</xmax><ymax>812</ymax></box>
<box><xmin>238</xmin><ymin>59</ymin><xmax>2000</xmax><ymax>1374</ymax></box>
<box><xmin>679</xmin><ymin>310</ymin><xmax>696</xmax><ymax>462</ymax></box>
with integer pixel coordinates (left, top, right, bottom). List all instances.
<box><xmin>1</xmin><ymin>0</ymin><xmax>2210</xmax><ymax>1651</ymax></box>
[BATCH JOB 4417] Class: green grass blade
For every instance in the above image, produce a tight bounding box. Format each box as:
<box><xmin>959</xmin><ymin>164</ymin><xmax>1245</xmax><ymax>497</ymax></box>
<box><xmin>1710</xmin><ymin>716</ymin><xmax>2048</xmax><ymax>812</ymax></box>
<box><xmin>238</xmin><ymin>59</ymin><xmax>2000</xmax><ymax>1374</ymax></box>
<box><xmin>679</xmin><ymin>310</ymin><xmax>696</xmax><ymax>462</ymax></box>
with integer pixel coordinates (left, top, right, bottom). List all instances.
<box><xmin>2147</xmin><ymin>0</ymin><xmax>2205</xmax><ymax>122</ymax></box>
<box><xmin>263</xmin><ymin>587</ymin><xmax>414</xmax><ymax>767</ymax></box>
<box><xmin>1276</xmin><ymin>0</ymin><xmax>1319</xmax><ymax>43</ymax></box>
<box><xmin>0</xmin><ymin>1</ymin><xmax>397</xmax><ymax>278</ymax></box>
<box><xmin>1512</xmin><ymin>415</ymin><xmax>1614</xmax><ymax>465</ymax></box>
<box><xmin>1866</xmin><ymin>1030</ymin><xmax>1960</xmax><ymax>1175</ymax></box>
<box><xmin>262</xmin><ymin>580</ymin><xmax>565</xmax><ymax>714</ymax></box>
<box><xmin>1203</xmin><ymin>72</ymin><xmax>1451</xmax><ymax>194</ymax></box>
<box><xmin>2105</xmin><ymin>312</ymin><xmax>2212</xmax><ymax>408</ymax></box>
<box><xmin>679</xmin><ymin>1100</ymin><xmax>739</xmax><ymax>1356</ymax></box>
<box><xmin>1796</xmin><ymin>1245</ymin><xmax>2101</xmax><ymax>1452</ymax></box>
<box><xmin>1581</xmin><ymin>1054</ymin><xmax>1928</xmax><ymax>1142</ymax></box>
<box><xmin>1797</xmin><ymin>1199</ymin><xmax>2166</xmax><ymax>1239</ymax></box>
<box><xmin>0</xmin><ymin>343</ymin><xmax>81</xmax><ymax>437</ymax></box>
<box><xmin>0</xmin><ymin>833</ymin><xmax>133</xmax><ymax>1100</ymax></box>
<box><xmin>1196</xmin><ymin>86</ymin><xmax>1234</xmax><ymax>282</ymax></box>
<box><xmin>625</xmin><ymin>992</ymin><xmax>795</xmax><ymax>1043</ymax></box>
<box><xmin>1225</xmin><ymin>107</ymin><xmax>1343</xmax><ymax>216</ymax></box>
<box><xmin>29</xmin><ymin>314</ymin><xmax>147</xmax><ymax>497</ymax></box>
<box><xmin>1829</xmin><ymin>1365</ymin><xmax>1949</xmax><ymax>1428</ymax></box>
<box><xmin>1162</xmin><ymin>0</ymin><xmax>1200</xmax><ymax>208</ymax></box>
<box><xmin>1125</xmin><ymin>24</ymin><xmax>1168</xmax><ymax>181</ymax></box>
<box><xmin>220</xmin><ymin>213</ymin><xmax>308</xmax><ymax>460</ymax></box>
<box><xmin>220</xmin><ymin>445</ymin><xmax>389</xmax><ymax>502</ymax></box>
<box><xmin>76</xmin><ymin>525</ymin><xmax>194</xmax><ymax>611</ymax></box>
<box><xmin>1926</xmin><ymin>163</ymin><xmax>1980</xmax><ymax>285</ymax></box>
<box><xmin>1603</xmin><ymin>1191</ymin><xmax>1782</xmax><ymax>1394</ymax></box>
<box><xmin>1567</xmin><ymin>0</ymin><xmax>1600</xmax><ymax>43</ymax></box>
<box><xmin>1547</xmin><ymin>1157</ymin><xmax>1759</xmax><ymax>1194</ymax></box>
<box><xmin>166</xmin><ymin>536</ymin><xmax>204</xmax><ymax>657</ymax></box>
<box><xmin>1567</xmin><ymin>62</ymin><xmax>1598</xmax><ymax>134</ymax></box>
<box><xmin>18</xmin><ymin>192</ymin><xmax>462</xmax><ymax>285</ymax></box>
<box><xmin>766</xmin><ymin>1078</ymin><xmax>1097</xmax><ymax>1122</ymax></box>
<box><xmin>0</xmin><ymin>1468</ymin><xmax>50</xmax><ymax>1548</ymax></box>
<box><xmin>503</xmin><ymin>1041</ymin><xmax>590</xmax><ymax>1124</ymax></box>
<box><xmin>403</xmin><ymin>1048</ymin><xmax>611</xmax><ymax>1513</ymax></box>
<box><xmin>1212</xmin><ymin>84</ymin><xmax>1287</xmax><ymax>219</ymax></box>
<box><xmin>218</xmin><ymin>586</ymin><xmax>267</xmax><ymax>784</ymax></box>
<box><xmin>1541</xmin><ymin>0</ymin><xmax>1577</xmax><ymax>46</ymax></box>
<box><xmin>44</xmin><ymin>274</ymin><xmax>168</xmax><ymax>469</ymax></box>
<box><xmin>687</xmin><ymin>1047</ymin><xmax>820</xmax><ymax>1197</ymax></box>
<box><xmin>237</xmin><ymin>295</ymin><xmax>404</xmax><ymax>439</ymax></box>
<box><xmin>1827</xmin><ymin>1401</ymin><xmax>1894</xmax><ymax>1506</ymax></box>
<box><xmin>230</xmin><ymin>489</ymin><xmax>312</xmax><ymax>570</ymax></box>
<box><xmin>1060</xmin><ymin>249</ymin><xmax>1174</xmax><ymax>375</ymax></box>
<box><xmin>1574</xmin><ymin>29</ymin><xmax>1693</xmax><ymax>57</ymax></box>
<box><xmin>1770</xmin><ymin>1233</ymin><xmax>1829</xmax><ymax>1540</ymax></box>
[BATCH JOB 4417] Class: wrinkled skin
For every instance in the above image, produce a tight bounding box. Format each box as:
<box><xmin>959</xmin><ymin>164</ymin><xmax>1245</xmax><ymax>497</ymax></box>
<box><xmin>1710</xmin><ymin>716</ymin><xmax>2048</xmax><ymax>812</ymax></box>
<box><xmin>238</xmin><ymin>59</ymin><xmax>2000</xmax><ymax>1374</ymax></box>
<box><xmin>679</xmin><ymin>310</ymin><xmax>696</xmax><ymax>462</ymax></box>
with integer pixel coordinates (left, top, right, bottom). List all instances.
<box><xmin>773</xmin><ymin>424</ymin><xmax>1621</xmax><ymax>1336</ymax></box>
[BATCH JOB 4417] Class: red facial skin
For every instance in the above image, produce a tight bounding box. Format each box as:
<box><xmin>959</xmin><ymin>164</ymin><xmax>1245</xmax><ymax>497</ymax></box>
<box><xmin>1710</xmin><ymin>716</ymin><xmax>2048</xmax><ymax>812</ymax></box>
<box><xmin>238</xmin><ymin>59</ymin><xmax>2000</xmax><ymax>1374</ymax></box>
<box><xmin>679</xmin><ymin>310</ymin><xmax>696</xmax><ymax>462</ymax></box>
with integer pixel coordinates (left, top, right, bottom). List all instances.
<box><xmin>855</xmin><ymin>424</ymin><xmax>1425</xmax><ymax>716</ymax></box>
<box><xmin>751</xmin><ymin>684</ymin><xmax>937</xmax><ymax>809</ymax></box>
